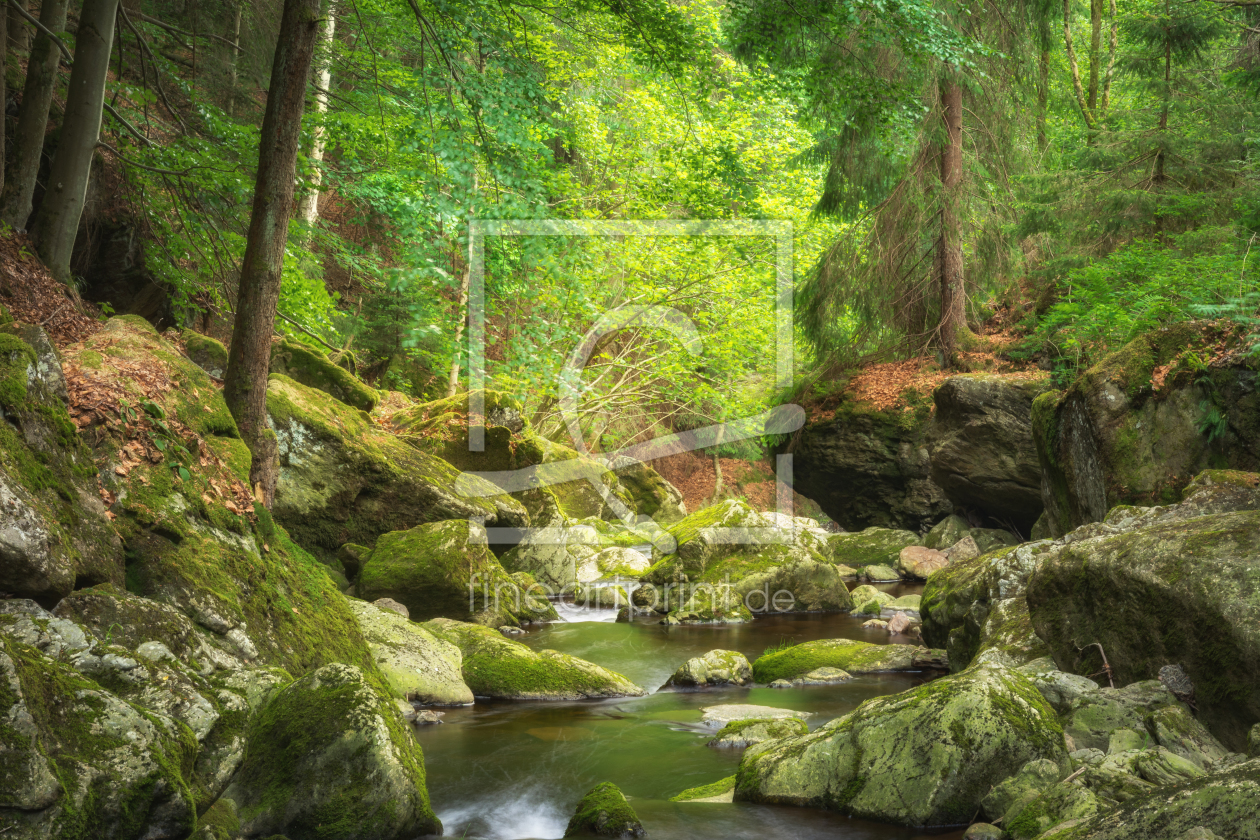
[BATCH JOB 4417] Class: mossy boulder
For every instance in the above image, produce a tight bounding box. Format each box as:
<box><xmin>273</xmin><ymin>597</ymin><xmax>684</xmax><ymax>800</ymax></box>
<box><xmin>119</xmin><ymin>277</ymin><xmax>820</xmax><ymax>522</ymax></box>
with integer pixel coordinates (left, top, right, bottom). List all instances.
<box><xmin>928</xmin><ymin>374</ymin><xmax>1052</xmax><ymax>533</ymax></box>
<box><xmin>181</xmin><ymin>329</ymin><xmax>227</xmax><ymax>379</ymax></box>
<box><xmin>734</xmin><ymin>662</ymin><xmax>1067</xmax><ymax>826</ymax></box>
<box><xmin>823</xmin><ymin>527</ymin><xmax>921</xmax><ymax>569</ymax></box>
<box><xmin>267</xmin><ymin>373</ymin><xmax>526</xmax><ymax>564</ymax></box>
<box><xmin>1032</xmin><ymin>324</ymin><xmax>1260</xmax><ymax>536</ymax></box>
<box><xmin>424</xmin><ymin>618</ymin><xmax>645</xmax><ymax>700</ymax></box>
<box><xmin>1032</xmin><ymin>757</ymin><xmax>1260</xmax><ymax>840</ymax></box>
<box><xmin>270</xmin><ymin>336</ymin><xmax>379</xmax><ymax>412</ymax></box>
<box><xmin>0</xmin><ymin>632</ymin><xmax>200</xmax><ymax>840</ymax></box>
<box><xmin>65</xmin><ymin>320</ymin><xmax>377</xmax><ymax>676</ymax></box>
<box><xmin>708</xmin><ymin>716</ymin><xmax>808</xmax><ymax>748</ymax></box>
<box><xmin>669</xmin><ymin>775</ymin><xmax>735</xmax><ymax>803</ymax></box>
<box><xmin>564</xmin><ymin>782</ymin><xmax>644</xmax><ymax>838</ymax></box>
<box><xmin>606</xmin><ymin>454</ymin><xmax>687</xmax><ymax>524</ymax></box>
<box><xmin>788</xmin><ymin>398</ymin><xmax>950</xmax><ymax>531</ymax></box>
<box><xmin>223</xmin><ymin>662</ymin><xmax>440</xmax><ymax>840</ymax></box>
<box><xmin>346</xmin><ymin>598</ymin><xmax>473</xmax><ymax>705</ymax></box>
<box><xmin>849</xmin><ymin>585</ymin><xmax>895</xmax><ymax>615</ymax></box>
<box><xmin>750</xmin><ymin>638</ymin><xmax>934</xmax><ymax>683</ymax></box>
<box><xmin>662</xmin><ymin>649</ymin><xmax>753</xmax><ymax>689</ymax></box>
<box><xmin>1026</xmin><ymin>506</ymin><xmax>1260</xmax><ymax>750</ymax></box>
<box><xmin>0</xmin><ymin>326</ymin><xmax>122</xmax><ymax>605</ymax></box>
<box><xmin>356</xmin><ymin>520</ymin><xmax>556</xmax><ymax>628</ymax></box>
<box><xmin>925</xmin><ymin>514</ymin><xmax>972</xmax><ymax>549</ymax></box>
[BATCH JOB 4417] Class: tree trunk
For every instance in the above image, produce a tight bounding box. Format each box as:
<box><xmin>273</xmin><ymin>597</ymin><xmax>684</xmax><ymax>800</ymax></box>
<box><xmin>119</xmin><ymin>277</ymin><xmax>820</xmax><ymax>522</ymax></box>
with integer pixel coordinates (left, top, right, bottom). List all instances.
<box><xmin>222</xmin><ymin>0</ymin><xmax>324</xmax><ymax>507</ymax></box>
<box><xmin>226</xmin><ymin>2</ymin><xmax>242</xmax><ymax>116</ymax></box>
<box><xmin>1155</xmin><ymin>18</ymin><xmax>1170</xmax><ymax>184</ymax></box>
<box><xmin>1087</xmin><ymin>0</ymin><xmax>1102</xmax><ymax>111</ymax></box>
<box><xmin>1062</xmin><ymin>0</ymin><xmax>1095</xmax><ymax>130</ymax></box>
<box><xmin>1</xmin><ymin>0</ymin><xmax>70</xmax><ymax>231</ymax></box>
<box><xmin>445</xmin><ymin>256</ymin><xmax>470</xmax><ymax>397</ymax></box>
<box><xmin>936</xmin><ymin>79</ymin><xmax>965</xmax><ymax>364</ymax></box>
<box><xmin>30</xmin><ymin>0</ymin><xmax>120</xmax><ymax>283</ymax></box>
<box><xmin>1038</xmin><ymin>11</ymin><xmax>1050</xmax><ymax>152</ymax></box>
<box><xmin>6</xmin><ymin>1</ymin><xmax>31</xmax><ymax>56</ymax></box>
<box><xmin>296</xmin><ymin>0</ymin><xmax>335</xmax><ymax>234</ymax></box>
<box><xmin>0</xmin><ymin>9</ymin><xmax>7</xmax><ymax>200</ymax></box>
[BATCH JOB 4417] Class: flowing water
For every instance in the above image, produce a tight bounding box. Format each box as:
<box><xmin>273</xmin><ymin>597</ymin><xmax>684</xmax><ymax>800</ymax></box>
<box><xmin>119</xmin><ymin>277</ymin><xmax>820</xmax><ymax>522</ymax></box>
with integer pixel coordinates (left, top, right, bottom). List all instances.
<box><xmin>417</xmin><ymin>582</ymin><xmax>965</xmax><ymax>840</ymax></box>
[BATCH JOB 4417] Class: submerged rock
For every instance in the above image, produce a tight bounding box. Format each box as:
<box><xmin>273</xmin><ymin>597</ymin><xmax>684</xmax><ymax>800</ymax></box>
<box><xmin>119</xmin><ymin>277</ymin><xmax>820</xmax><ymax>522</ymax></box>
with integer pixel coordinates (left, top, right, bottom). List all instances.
<box><xmin>564</xmin><ymin>782</ymin><xmax>644</xmax><ymax>838</ymax></box>
<box><xmin>424</xmin><ymin>618</ymin><xmax>644</xmax><ymax>700</ymax></box>
<box><xmin>700</xmin><ymin>704</ymin><xmax>809</xmax><ymax>727</ymax></box>
<box><xmin>662</xmin><ymin>649</ymin><xmax>753</xmax><ymax>689</ymax></box>
<box><xmin>346</xmin><ymin>598</ymin><xmax>473</xmax><ymax>705</ymax></box>
<box><xmin>735</xmin><ymin>662</ymin><xmax>1067</xmax><ymax>826</ymax></box>
<box><xmin>669</xmin><ymin>776</ymin><xmax>736</xmax><ymax>803</ymax></box>
<box><xmin>223</xmin><ymin>663</ymin><xmax>441</xmax><ymax>840</ymax></box>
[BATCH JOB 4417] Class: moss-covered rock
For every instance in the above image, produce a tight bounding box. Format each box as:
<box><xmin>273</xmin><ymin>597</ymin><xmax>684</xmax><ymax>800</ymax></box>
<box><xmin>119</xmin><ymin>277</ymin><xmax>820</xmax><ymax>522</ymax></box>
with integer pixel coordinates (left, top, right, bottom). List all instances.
<box><xmin>708</xmin><ymin>716</ymin><xmax>808</xmax><ymax>748</ymax></box>
<box><xmin>823</xmin><ymin>527</ymin><xmax>920</xmax><ymax>568</ymax></box>
<box><xmin>662</xmin><ymin>649</ymin><xmax>753</xmax><ymax>689</ymax></box>
<box><xmin>223</xmin><ymin>662</ymin><xmax>440</xmax><ymax>840</ymax></box>
<box><xmin>1032</xmin><ymin>325</ymin><xmax>1260</xmax><ymax>536</ymax></box>
<box><xmin>0</xmin><ymin>632</ymin><xmax>199</xmax><ymax>840</ymax></box>
<box><xmin>849</xmin><ymin>584</ymin><xmax>895</xmax><ymax>615</ymax></box>
<box><xmin>564</xmin><ymin>781</ymin><xmax>644</xmax><ymax>838</ymax></box>
<box><xmin>181</xmin><ymin>329</ymin><xmax>227</xmax><ymax>379</ymax></box>
<box><xmin>735</xmin><ymin>662</ymin><xmax>1067</xmax><ymax>826</ymax></box>
<box><xmin>928</xmin><ymin>374</ymin><xmax>1052</xmax><ymax>534</ymax></box>
<box><xmin>356</xmin><ymin>520</ymin><xmax>556</xmax><ymax>628</ymax></box>
<box><xmin>268</xmin><ymin>373</ymin><xmax>526</xmax><ymax>565</ymax></box>
<box><xmin>925</xmin><ymin>514</ymin><xmax>972</xmax><ymax>549</ymax></box>
<box><xmin>345</xmin><ymin>598</ymin><xmax>473</xmax><ymax>705</ymax></box>
<box><xmin>0</xmin><ymin>326</ymin><xmax>122</xmax><ymax>605</ymax></box>
<box><xmin>423</xmin><ymin>618</ymin><xmax>645</xmax><ymax>700</ymax></box>
<box><xmin>607</xmin><ymin>455</ymin><xmax>687</xmax><ymax>523</ymax></box>
<box><xmin>1031</xmin><ymin>757</ymin><xmax>1260</xmax><ymax>840</ymax></box>
<box><xmin>750</xmin><ymin>638</ymin><xmax>934</xmax><ymax>683</ymax></box>
<box><xmin>1026</xmin><ymin>506</ymin><xmax>1260</xmax><ymax>750</ymax></box>
<box><xmin>270</xmin><ymin>336</ymin><xmax>379</xmax><ymax>412</ymax></box>
<box><xmin>669</xmin><ymin>775</ymin><xmax>736</xmax><ymax>803</ymax></box>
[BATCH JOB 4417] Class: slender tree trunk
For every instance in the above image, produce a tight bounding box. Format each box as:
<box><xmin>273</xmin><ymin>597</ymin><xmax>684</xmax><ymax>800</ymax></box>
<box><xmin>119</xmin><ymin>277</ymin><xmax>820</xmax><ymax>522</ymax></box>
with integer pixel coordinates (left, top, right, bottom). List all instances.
<box><xmin>1</xmin><ymin>0</ymin><xmax>70</xmax><ymax>230</ymax></box>
<box><xmin>1101</xmin><ymin>0</ymin><xmax>1117</xmax><ymax>116</ymax></box>
<box><xmin>223</xmin><ymin>0</ymin><xmax>323</xmax><ymax>506</ymax></box>
<box><xmin>1087</xmin><ymin>0</ymin><xmax>1102</xmax><ymax>111</ymax></box>
<box><xmin>30</xmin><ymin>0</ymin><xmax>120</xmax><ymax>283</ymax></box>
<box><xmin>0</xmin><ymin>9</ymin><xmax>7</xmax><ymax>201</ymax></box>
<box><xmin>936</xmin><ymin>79</ymin><xmax>965</xmax><ymax>363</ymax></box>
<box><xmin>1038</xmin><ymin>11</ymin><xmax>1050</xmax><ymax>152</ymax></box>
<box><xmin>296</xmin><ymin>0</ymin><xmax>335</xmax><ymax>233</ymax></box>
<box><xmin>6</xmin><ymin>1</ymin><xmax>30</xmax><ymax>56</ymax></box>
<box><xmin>1062</xmin><ymin>0</ymin><xmax>1095</xmax><ymax>130</ymax></box>
<box><xmin>445</xmin><ymin>256</ymin><xmax>470</xmax><ymax>397</ymax></box>
<box><xmin>226</xmin><ymin>2</ymin><xmax>242</xmax><ymax>116</ymax></box>
<box><xmin>1155</xmin><ymin>21</ymin><xmax>1170</xmax><ymax>184</ymax></box>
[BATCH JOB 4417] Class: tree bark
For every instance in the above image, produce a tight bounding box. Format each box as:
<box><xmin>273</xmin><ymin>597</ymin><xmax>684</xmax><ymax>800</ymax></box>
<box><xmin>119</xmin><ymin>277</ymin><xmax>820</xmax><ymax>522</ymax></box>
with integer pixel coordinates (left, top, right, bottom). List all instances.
<box><xmin>6</xmin><ymin>0</ymin><xmax>30</xmax><ymax>56</ymax></box>
<box><xmin>936</xmin><ymin>79</ymin><xmax>965</xmax><ymax>364</ymax></box>
<box><xmin>0</xmin><ymin>8</ymin><xmax>7</xmax><ymax>200</ymax></box>
<box><xmin>1155</xmin><ymin>9</ymin><xmax>1170</xmax><ymax>185</ymax></box>
<box><xmin>1</xmin><ymin>0</ymin><xmax>70</xmax><ymax>230</ymax></box>
<box><xmin>226</xmin><ymin>2</ymin><xmax>242</xmax><ymax>115</ymax></box>
<box><xmin>296</xmin><ymin>0</ymin><xmax>335</xmax><ymax>234</ymax></box>
<box><xmin>1062</xmin><ymin>0</ymin><xmax>1095</xmax><ymax>131</ymax></box>
<box><xmin>223</xmin><ymin>0</ymin><xmax>324</xmax><ymax>507</ymax></box>
<box><xmin>445</xmin><ymin>256</ymin><xmax>470</xmax><ymax>397</ymax></box>
<box><xmin>1087</xmin><ymin>0</ymin><xmax>1102</xmax><ymax>111</ymax></box>
<box><xmin>1038</xmin><ymin>10</ymin><xmax>1050</xmax><ymax>152</ymax></box>
<box><xmin>30</xmin><ymin>0</ymin><xmax>120</xmax><ymax>283</ymax></box>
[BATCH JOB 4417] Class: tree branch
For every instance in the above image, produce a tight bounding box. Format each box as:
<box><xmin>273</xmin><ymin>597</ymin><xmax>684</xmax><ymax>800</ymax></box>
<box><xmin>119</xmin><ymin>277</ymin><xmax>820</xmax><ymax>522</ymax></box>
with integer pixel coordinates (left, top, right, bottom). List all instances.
<box><xmin>138</xmin><ymin>12</ymin><xmax>244</xmax><ymax>52</ymax></box>
<box><xmin>7</xmin><ymin>0</ymin><xmax>73</xmax><ymax>62</ymax></box>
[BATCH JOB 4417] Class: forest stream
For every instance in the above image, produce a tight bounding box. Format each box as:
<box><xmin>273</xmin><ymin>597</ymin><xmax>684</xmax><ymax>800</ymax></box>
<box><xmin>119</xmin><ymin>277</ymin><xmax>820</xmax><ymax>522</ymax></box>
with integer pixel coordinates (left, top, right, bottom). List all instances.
<box><xmin>420</xmin><ymin>582</ymin><xmax>962</xmax><ymax>840</ymax></box>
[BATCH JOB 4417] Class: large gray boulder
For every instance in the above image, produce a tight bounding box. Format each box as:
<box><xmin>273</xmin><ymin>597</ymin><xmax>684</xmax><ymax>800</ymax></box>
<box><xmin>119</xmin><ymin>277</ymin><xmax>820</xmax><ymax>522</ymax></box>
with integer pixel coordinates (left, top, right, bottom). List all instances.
<box><xmin>735</xmin><ymin>662</ymin><xmax>1067</xmax><ymax>826</ymax></box>
<box><xmin>223</xmin><ymin>663</ymin><xmax>441</xmax><ymax>840</ymax></box>
<box><xmin>928</xmin><ymin>374</ymin><xmax>1051</xmax><ymax>534</ymax></box>
<box><xmin>789</xmin><ymin>400</ymin><xmax>950</xmax><ymax>531</ymax></box>
<box><xmin>346</xmin><ymin>598</ymin><xmax>473</xmax><ymax>705</ymax></box>
<box><xmin>662</xmin><ymin>649</ymin><xmax>753</xmax><ymax>689</ymax></box>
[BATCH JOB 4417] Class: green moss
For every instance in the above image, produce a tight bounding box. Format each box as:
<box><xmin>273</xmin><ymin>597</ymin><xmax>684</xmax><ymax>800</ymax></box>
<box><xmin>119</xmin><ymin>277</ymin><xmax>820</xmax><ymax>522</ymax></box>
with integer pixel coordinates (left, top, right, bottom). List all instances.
<box><xmin>751</xmin><ymin>639</ymin><xmax>926</xmax><ymax>683</ymax></box>
<box><xmin>669</xmin><ymin>776</ymin><xmax>736</xmax><ymax>802</ymax></box>
<box><xmin>0</xmin><ymin>332</ymin><xmax>35</xmax><ymax>411</ymax></box>
<box><xmin>270</xmin><ymin>337</ymin><xmax>379</xmax><ymax>412</ymax></box>
<box><xmin>564</xmin><ymin>782</ymin><xmax>643</xmax><ymax>838</ymax></box>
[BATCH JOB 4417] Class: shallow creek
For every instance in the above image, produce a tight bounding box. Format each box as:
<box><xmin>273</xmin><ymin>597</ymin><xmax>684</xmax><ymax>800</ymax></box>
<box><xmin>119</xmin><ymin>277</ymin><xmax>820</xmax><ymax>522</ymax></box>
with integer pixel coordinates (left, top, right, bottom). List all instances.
<box><xmin>417</xmin><ymin>582</ymin><xmax>965</xmax><ymax>840</ymax></box>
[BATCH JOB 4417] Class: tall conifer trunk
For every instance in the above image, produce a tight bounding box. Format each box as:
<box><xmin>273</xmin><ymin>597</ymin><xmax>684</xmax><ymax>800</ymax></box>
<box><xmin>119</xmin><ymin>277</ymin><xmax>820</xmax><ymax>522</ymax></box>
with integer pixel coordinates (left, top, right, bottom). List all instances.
<box><xmin>936</xmin><ymin>80</ymin><xmax>965</xmax><ymax>363</ymax></box>
<box><xmin>223</xmin><ymin>0</ymin><xmax>324</xmax><ymax>506</ymax></box>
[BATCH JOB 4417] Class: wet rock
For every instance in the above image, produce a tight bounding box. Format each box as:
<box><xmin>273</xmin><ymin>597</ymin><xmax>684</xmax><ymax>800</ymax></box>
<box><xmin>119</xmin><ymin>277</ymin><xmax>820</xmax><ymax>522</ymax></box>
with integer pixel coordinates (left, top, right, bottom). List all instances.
<box><xmin>424</xmin><ymin>618</ymin><xmax>644</xmax><ymax>700</ymax></box>
<box><xmin>787</xmin><ymin>666</ymin><xmax>851</xmax><ymax>686</ymax></box>
<box><xmin>862</xmin><ymin>619</ymin><xmax>889</xmax><ymax>630</ymax></box>
<box><xmin>669</xmin><ymin>776</ymin><xmax>735</xmax><ymax>803</ymax></box>
<box><xmin>849</xmin><ymin>584</ymin><xmax>894</xmax><ymax>615</ymax></box>
<box><xmin>735</xmin><ymin>662</ymin><xmax>1067</xmax><ymax>826</ymax></box>
<box><xmin>700</xmin><ymin>704</ymin><xmax>809</xmax><ymax>727</ymax></box>
<box><xmin>927</xmin><ymin>374</ymin><xmax>1051</xmax><ymax>533</ymax></box>
<box><xmin>415</xmin><ymin>709</ymin><xmax>444</xmax><ymax>725</ymax></box>
<box><xmin>223</xmin><ymin>663</ymin><xmax>440</xmax><ymax>840</ymax></box>
<box><xmin>887</xmin><ymin>612</ymin><xmax>917</xmax><ymax>636</ymax></box>
<box><xmin>860</xmin><ymin>563</ymin><xmax>900</xmax><ymax>582</ymax></box>
<box><xmin>963</xmin><ymin>825</ymin><xmax>1004</xmax><ymax>840</ymax></box>
<box><xmin>346</xmin><ymin>598</ymin><xmax>472</xmax><ymax>706</ymax></box>
<box><xmin>898</xmin><ymin>545</ymin><xmax>949</xmax><ymax>579</ymax></box>
<box><xmin>564</xmin><ymin>781</ymin><xmax>644</xmax><ymax>838</ymax></box>
<box><xmin>708</xmin><ymin>717</ymin><xmax>807</xmax><ymax>748</ymax></box>
<box><xmin>662</xmin><ymin>649</ymin><xmax>753</xmax><ymax>689</ymax></box>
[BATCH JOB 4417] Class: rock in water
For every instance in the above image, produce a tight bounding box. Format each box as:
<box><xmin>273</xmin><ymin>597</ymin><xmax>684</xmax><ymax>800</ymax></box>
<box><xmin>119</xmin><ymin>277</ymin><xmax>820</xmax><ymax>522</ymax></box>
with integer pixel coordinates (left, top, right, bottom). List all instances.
<box><xmin>750</xmin><ymin>638</ymin><xmax>930</xmax><ymax>683</ymax></box>
<box><xmin>899</xmin><ymin>545</ymin><xmax>949</xmax><ymax>579</ymax></box>
<box><xmin>708</xmin><ymin>717</ymin><xmax>807</xmax><ymax>748</ymax></box>
<box><xmin>700</xmin><ymin>704</ymin><xmax>809</xmax><ymax>727</ymax></box>
<box><xmin>925</xmin><ymin>514</ymin><xmax>972</xmax><ymax>549</ymax></box>
<box><xmin>224</xmin><ymin>663</ymin><xmax>441</xmax><ymax>840</ymax></box>
<box><xmin>736</xmin><ymin>662</ymin><xmax>1067</xmax><ymax>826</ymax></box>
<box><xmin>565</xmin><ymin>782</ymin><xmax>645</xmax><ymax>838</ymax></box>
<box><xmin>423</xmin><ymin>618</ymin><xmax>645</xmax><ymax>700</ymax></box>
<box><xmin>662</xmin><ymin>649</ymin><xmax>752</xmax><ymax>689</ymax></box>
